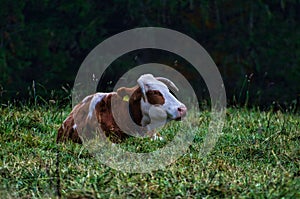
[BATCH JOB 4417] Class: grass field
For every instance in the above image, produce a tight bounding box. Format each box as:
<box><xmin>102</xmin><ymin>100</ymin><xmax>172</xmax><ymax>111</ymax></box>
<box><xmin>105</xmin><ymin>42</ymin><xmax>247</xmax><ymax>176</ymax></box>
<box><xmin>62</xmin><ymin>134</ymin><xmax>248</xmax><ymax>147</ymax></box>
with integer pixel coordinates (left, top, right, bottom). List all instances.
<box><xmin>0</xmin><ymin>103</ymin><xmax>299</xmax><ymax>198</ymax></box>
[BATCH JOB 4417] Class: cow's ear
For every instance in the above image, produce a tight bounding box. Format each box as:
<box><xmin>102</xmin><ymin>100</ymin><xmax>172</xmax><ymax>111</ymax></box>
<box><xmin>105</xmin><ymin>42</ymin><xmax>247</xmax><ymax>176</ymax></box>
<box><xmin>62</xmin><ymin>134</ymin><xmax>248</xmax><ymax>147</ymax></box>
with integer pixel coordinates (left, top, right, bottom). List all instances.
<box><xmin>117</xmin><ymin>87</ymin><xmax>135</xmax><ymax>98</ymax></box>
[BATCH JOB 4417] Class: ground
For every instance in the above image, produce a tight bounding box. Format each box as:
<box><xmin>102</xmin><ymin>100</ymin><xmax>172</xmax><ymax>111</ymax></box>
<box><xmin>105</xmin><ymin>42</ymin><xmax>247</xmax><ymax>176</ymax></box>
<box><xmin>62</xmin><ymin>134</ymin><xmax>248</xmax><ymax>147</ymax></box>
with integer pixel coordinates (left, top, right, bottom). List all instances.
<box><xmin>0</xmin><ymin>103</ymin><xmax>299</xmax><ymax>198</ymax></box>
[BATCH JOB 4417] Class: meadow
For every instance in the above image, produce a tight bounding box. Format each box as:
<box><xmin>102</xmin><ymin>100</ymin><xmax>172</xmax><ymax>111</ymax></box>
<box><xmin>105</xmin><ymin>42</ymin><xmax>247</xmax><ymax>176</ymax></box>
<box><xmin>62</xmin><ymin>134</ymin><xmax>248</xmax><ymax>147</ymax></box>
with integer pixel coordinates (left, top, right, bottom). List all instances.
<box><xmin>0</xmin><ymin>103</ymin><xmax>299</xmax><ymax>198</ymax></box>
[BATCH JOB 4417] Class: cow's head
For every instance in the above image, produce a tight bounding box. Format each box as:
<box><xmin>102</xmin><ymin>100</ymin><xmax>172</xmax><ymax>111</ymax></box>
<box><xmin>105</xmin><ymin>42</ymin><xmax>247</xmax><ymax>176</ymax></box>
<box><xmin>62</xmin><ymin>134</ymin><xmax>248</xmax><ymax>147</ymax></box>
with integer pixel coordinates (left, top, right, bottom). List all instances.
<box><xmin>114</xmin><ymin>74</ymin><xmax>187</xmax><ymax>135</ymax></box>
<box><xmin>137</xmin><ymin>74</ymin><xmax>187</xmax><ymax>126</ymax></box>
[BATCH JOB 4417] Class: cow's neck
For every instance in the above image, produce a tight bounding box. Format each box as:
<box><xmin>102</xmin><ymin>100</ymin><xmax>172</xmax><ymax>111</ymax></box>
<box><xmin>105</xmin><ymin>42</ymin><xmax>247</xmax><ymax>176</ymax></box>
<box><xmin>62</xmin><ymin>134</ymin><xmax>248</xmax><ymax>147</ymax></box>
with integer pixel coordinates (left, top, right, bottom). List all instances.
<box><xmin>128</xmin><ymin>87</ymin><xmax>143</xmax><ymax>126</ymax></box>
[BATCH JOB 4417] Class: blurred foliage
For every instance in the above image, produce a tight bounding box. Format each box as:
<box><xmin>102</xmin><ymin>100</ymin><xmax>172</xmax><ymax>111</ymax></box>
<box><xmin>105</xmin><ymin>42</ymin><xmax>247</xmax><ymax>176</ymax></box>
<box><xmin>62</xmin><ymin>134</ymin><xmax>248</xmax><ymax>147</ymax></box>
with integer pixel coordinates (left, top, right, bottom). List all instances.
<box><xmin>0</xmin><ymin>0</ymin><xmax>299</xmax><ymax>107</ymax></box>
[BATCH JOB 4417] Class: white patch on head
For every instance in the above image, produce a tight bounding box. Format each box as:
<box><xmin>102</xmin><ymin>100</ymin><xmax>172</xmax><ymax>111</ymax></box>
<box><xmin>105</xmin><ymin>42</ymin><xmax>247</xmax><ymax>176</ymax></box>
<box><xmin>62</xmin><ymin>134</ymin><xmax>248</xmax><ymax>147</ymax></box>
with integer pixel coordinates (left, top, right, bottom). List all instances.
<box><xmin>138</xmin><ymin>74</ymin><xmax>185</xmax><ymax>121</ymax></box>
<box><xmin>160</xmin><ymin>87</ymin><xmax>185</xmax><ymax>119</ymax></box>
<box><xmin>73</xmin><ymin>124</ymin><xmax>77</xmax><ymax>130</ymax></box>
<box><xmin>88</xmin><ymin>93</ymin><xmax>108</xmax><ymax>119</ymax></box>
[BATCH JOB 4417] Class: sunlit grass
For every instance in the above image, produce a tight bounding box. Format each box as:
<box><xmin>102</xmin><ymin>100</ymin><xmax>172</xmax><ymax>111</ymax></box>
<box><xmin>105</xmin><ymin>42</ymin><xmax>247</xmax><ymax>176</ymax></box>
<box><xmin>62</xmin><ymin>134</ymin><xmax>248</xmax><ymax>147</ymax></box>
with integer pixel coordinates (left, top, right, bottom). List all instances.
<box><xmin>0</xmin><ymin>104</ymin><xmax>299</xmax><ymax>198</ymax></box>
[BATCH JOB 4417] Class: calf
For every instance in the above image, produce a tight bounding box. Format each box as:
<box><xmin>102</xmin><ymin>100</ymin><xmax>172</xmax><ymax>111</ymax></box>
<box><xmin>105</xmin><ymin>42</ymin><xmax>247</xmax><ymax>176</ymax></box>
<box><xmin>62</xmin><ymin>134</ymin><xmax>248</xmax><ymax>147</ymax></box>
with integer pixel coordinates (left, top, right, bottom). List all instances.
<box><xmin>57</xmin><ymin>74</ymin><xmax>187</xmax><ymax>143</ymax></box>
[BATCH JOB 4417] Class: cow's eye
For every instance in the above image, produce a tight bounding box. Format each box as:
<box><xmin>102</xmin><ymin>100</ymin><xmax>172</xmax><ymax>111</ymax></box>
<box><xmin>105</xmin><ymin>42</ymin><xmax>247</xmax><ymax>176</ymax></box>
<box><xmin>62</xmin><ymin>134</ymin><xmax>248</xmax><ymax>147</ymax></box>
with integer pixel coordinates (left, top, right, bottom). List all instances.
<box><xmin>146</xmin><ymin>90</ymin><xmax>165</xmax><ymax>105</ymax></box>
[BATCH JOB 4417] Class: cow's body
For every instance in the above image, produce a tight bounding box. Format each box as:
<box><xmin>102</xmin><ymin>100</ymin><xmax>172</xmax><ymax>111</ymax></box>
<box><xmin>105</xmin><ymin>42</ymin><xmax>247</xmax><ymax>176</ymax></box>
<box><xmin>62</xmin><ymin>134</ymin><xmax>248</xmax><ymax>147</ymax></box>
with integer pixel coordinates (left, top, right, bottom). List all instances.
<box><xmin>57</xmin><ymin>74</ymin><xmax>187</xmax><ymax>143</ymax></box>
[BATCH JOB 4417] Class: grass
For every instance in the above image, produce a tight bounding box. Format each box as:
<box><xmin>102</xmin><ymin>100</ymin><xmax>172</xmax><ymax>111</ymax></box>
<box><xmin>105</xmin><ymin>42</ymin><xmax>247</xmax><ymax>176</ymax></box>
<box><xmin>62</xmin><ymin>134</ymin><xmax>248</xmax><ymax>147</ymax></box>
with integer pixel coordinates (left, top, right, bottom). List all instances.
<box><xmin>0</xmin><ymin>103</ymin><xmax>299</xmax><ymax>198</ymax></box>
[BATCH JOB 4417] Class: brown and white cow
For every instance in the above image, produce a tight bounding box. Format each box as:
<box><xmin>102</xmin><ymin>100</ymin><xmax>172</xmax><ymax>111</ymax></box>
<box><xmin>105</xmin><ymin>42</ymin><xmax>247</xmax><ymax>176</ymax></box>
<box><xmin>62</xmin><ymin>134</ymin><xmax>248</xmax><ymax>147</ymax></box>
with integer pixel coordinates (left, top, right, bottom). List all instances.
<box><xmin>57</xmin><ymin>74</ymin><xmax>187</xmax><ymax>144</ymax></box>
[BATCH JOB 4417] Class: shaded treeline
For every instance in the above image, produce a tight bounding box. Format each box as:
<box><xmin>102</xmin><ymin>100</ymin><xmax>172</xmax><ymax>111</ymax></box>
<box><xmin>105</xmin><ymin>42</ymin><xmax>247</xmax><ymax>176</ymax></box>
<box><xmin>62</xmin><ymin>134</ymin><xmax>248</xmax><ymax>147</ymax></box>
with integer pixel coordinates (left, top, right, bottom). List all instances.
<box><xmin>0</xmin><ymin>0</ymin><xmax>299</xmax><ymax>108</ymax></box>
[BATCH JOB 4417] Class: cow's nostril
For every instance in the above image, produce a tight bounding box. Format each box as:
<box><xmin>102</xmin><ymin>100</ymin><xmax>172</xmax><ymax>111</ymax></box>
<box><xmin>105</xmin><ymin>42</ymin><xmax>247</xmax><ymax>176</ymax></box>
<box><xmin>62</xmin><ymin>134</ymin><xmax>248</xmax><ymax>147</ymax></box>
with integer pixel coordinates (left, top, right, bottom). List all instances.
<box><xmin>177</xmin><ymin>106</ymin><xmax>187</xmax><ymax>116</ymax></box>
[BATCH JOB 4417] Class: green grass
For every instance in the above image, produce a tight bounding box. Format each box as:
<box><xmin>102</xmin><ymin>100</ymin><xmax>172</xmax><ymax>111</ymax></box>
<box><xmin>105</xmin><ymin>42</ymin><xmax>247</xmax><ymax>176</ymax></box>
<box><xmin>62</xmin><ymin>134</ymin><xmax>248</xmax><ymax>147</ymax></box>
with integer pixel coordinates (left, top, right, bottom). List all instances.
<box><xmin>0</xmin><ymin>104</ymin><xmax>299</xmax><ymax>198</ymax></box>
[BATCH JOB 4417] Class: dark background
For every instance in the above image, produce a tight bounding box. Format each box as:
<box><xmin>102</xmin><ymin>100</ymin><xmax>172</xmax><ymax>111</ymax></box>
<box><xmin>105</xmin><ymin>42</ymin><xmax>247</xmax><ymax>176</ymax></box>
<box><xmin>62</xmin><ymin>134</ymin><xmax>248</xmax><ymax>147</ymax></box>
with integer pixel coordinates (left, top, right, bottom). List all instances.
<box><xmin>0</xmin><ymin>0</ymin><xmax>299</xmax><ymax>109</ymax></box>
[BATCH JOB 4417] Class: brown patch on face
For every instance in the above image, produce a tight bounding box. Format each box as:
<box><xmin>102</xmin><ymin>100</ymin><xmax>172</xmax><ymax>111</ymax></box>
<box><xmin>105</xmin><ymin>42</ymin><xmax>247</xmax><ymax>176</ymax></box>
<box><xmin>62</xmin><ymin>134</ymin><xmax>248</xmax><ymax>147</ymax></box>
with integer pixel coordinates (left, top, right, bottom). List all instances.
<box><xmin>146</xmin><ymin>90</ymin><xmax>165</xmax><ymax>105</ymax></box>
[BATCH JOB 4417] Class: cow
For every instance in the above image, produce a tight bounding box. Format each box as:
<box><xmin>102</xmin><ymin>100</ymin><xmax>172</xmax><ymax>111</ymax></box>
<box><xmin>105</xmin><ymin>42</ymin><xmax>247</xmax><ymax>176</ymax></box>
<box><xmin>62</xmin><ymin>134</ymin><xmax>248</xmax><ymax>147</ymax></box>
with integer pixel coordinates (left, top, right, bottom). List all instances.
<box><xmin>57</xmin><ymin>74</ymin><xmax>187</xmax><ymax>144</ymax></box>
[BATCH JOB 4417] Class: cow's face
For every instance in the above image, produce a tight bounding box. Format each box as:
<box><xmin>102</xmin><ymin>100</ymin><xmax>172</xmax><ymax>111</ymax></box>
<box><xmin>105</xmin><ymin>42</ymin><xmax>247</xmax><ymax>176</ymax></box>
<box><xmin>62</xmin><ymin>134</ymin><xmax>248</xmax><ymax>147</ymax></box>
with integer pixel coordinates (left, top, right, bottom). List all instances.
<box><xmin>138</xmin><ymin>74</ymin><xmax>187</xmax><ymax>125</ymax></box>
